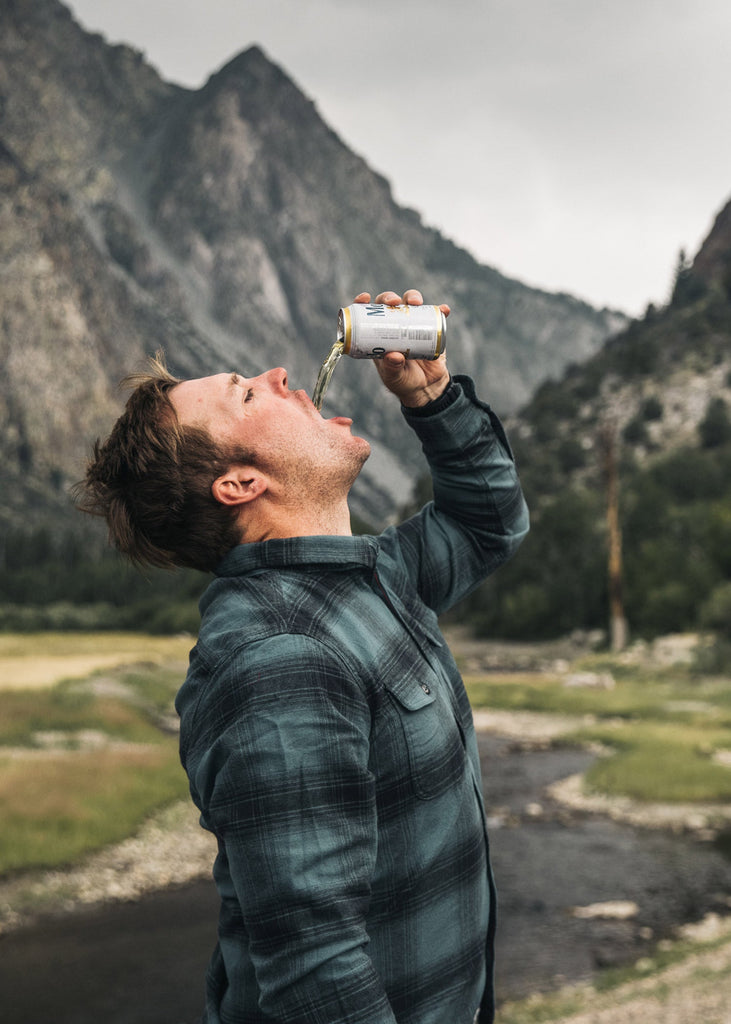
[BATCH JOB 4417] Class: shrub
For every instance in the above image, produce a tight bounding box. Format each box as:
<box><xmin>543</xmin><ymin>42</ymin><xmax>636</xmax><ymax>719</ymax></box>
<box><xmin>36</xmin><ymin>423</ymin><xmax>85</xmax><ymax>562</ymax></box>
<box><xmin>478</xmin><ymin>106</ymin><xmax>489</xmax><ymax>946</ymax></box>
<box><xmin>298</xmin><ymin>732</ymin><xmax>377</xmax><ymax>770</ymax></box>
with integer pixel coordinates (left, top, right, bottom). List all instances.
<box><xmin>699</xmin><ymin>581</ymin><xmax>731</xmax><ymax>638</ymax></box>
<box><xmin>557</xmin><ymin>438</ymin><xmax>587</xmax><ymax>472</ymax></box>
<box><xmin>641</xmin><ymin>395</ymin><xmax>664</xmax><ymax>421</ymax></box>
<box><xmin>699</xmin><ymin>397</ymin><xmax>731</xmax><ymax>448</ymax></box>
<box><xmin>639</xmin><ymin>582</ymin><xmax>700</xmax><ymax>636</ymax></box>
<box><xmin>622</xmin><ymin>417</ymin><xmax>648</xmax><ymax>446</ymax></box>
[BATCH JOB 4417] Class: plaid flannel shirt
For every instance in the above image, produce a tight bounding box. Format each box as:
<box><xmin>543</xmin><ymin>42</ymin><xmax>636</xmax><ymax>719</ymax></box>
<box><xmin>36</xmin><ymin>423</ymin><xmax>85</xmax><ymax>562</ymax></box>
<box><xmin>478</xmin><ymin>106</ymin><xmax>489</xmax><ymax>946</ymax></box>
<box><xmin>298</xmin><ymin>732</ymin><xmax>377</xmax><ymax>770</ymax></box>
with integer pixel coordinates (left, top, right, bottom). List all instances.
<box><xmin>176</xmin><ymin>375</ymin><xmax>529</xmax><ymax>1024</ymax></box>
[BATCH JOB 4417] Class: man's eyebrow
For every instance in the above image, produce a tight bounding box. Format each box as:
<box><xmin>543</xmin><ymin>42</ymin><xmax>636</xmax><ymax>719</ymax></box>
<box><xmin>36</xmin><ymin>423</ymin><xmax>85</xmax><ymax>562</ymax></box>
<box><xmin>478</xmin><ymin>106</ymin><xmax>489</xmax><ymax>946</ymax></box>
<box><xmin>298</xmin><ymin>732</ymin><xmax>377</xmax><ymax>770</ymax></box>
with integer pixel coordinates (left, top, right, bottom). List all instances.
<box><xmin>228</xmin><ymin>373</ymin><xmax>239</xmax><ymax>388</ymax></box>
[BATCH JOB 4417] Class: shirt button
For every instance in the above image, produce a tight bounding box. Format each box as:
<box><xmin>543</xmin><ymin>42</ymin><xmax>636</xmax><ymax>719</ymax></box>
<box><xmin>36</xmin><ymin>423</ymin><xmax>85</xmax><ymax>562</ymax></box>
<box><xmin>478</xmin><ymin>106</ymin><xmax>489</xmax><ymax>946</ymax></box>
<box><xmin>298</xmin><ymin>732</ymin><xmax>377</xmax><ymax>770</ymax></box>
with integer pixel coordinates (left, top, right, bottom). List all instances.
<box><xmin>420</xmin><ymin>683</ymin><xmax>431</xmax><ymax>694</ymax></box>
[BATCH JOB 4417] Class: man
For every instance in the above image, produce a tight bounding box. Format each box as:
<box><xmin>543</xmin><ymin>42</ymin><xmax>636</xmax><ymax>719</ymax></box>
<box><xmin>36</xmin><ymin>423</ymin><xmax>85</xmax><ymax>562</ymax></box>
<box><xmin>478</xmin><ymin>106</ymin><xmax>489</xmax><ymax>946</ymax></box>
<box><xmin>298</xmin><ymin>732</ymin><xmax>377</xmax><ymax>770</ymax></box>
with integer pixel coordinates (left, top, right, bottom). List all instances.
<box><xmin>77</xmin><ymin>288</ymin><xmax>529</xmax><ymax>1024</ymax></box>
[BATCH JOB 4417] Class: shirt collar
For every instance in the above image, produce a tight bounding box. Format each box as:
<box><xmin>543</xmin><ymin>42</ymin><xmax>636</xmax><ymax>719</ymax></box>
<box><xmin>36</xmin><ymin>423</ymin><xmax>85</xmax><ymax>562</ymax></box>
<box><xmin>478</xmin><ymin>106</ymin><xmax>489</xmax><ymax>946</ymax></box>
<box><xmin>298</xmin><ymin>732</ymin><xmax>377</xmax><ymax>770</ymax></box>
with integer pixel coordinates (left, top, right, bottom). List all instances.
<box><xmin>215</xmin><ymin>534</ymin><xmax>380</xmax><ymax>576</ymax></box>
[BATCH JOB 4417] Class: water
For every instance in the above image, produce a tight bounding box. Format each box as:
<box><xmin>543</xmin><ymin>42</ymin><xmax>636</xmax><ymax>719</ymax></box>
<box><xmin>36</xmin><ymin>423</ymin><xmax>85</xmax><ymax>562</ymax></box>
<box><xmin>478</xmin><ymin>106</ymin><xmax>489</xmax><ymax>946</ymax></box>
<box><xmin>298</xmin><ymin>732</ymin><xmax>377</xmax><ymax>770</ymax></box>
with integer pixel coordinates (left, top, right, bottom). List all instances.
<box><xmin>480</xmin><ymin>735</ymin><xmax>731</xmax><ymax>1001</ymax></box>
<box><xmin>311</xmin><ymin>339</ymin><xmax>344</xmax><ymax>411</ymax></box>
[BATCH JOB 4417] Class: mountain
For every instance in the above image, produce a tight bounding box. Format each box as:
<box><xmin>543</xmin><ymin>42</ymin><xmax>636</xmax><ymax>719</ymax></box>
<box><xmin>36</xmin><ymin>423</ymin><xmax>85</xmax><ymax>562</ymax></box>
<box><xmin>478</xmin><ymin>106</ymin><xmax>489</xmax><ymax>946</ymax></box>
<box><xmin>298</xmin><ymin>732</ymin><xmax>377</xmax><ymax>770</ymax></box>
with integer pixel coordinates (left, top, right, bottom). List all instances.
<box><xmin>0</xmin><ymin>0</ymin><xmax>625</xmax><ymax>534</ymax></box>
<box><xmin>460</xmin><ymin>195</ymin><xmax>731</xmax><ymax>642</ymax></box>
<box><xmin>511</xmin><ymin>195</ymin><xmax>731</xmax><ymax>473</ymax></box>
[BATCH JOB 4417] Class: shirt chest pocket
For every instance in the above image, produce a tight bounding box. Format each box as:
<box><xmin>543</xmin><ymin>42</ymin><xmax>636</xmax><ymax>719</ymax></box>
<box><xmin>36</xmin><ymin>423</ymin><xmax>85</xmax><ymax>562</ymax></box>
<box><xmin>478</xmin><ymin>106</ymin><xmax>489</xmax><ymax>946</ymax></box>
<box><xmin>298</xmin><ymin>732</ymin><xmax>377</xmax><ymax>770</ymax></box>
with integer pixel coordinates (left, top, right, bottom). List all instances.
<box><xmin>384</xmin><ymin>677</ymin><xmax>467</xmax><ymax>800</ymax></box>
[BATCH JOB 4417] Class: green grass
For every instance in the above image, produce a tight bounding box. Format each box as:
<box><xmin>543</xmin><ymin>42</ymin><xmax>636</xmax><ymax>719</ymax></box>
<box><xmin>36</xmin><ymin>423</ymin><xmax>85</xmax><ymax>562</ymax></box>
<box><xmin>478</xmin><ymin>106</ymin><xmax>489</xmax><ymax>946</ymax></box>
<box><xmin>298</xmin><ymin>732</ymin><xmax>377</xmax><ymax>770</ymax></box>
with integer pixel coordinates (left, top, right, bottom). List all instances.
<box><xmin>496</xmin><ymin>926</ymin><xmax>731</xmax><ymax>1023</ymax></box>
<box><xmin>0</xmin><ymin>642</ymin><xmax>190</xmax><ymax>877</ymax></box>
<box><xmin>464</xmin><ymin>660</ymin><xmax>731</xmax><ymax>805</ymax></box>
<box><xmin>3</xmin><ymin>635</ymin><xmax>731</xmax><ymax>877</ymax></box>
<box><xmin>119</xmin><ymin>664</ymin><xmax>189</xmax><ymax>714</ymax></box>
<box><xmin>465</xmin><ymin>673</ymin><xmax>672</xmax><ymax>719</ymax></box>
<box><xmin>0</xmin><ymin>743</ymin><xmax>188</xmax><ymax>874</ymax></box>
<box><xmin>497</xmin><ymin>991</ymin><xmax>588</xmax><ymax>1024</ymax></box>
<box><xmin>0</xmin><ymin>631</ymin><xmax>193</xmax><ymax>660</ymax></box>
<box><xmin>576</xmin><ymin>722</ymin><xmax>731</xmax><ymax>803</ymax></box>
<box><xmin>0</xmin><ymin>683</ymin><xmax>170</xmax><ymax>747</ymax></box>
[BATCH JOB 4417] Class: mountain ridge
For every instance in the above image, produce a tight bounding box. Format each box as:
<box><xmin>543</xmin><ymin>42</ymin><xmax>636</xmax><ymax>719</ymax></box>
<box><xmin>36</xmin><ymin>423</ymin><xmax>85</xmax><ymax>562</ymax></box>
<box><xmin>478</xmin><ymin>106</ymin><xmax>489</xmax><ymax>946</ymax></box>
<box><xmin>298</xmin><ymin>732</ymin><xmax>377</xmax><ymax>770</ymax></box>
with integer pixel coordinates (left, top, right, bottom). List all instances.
<box><xmin>1</xmin><ymin>0</ymin><xmax>625</xmax><ymax>532</ymax></box>
<box><xmin>466</xmin><ymin>188</ymin><xmax>731</xmax><ymax>639</ymax></box>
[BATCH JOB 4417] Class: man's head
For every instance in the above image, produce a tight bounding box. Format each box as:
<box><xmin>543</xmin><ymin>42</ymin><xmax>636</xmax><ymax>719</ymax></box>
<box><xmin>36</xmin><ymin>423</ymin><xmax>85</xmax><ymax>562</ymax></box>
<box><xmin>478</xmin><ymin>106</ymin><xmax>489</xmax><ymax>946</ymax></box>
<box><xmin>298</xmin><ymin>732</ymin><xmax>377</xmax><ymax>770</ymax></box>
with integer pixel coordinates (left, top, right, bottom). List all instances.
<box><xmin>75</xmin><ymin>354</ymin><xmax>370</xmax><ymax>572</ymax></box>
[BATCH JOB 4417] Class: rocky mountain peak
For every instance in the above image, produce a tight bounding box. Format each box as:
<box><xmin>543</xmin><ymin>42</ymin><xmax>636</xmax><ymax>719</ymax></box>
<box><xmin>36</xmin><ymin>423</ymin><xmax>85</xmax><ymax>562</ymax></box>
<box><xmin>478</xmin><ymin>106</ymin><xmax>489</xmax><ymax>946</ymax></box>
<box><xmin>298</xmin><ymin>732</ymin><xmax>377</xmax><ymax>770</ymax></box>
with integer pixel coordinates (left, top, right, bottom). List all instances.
<box><xmin>692</xmin><ymin>198</ymin><xmax>731</xmax><ymax>294</ymax></box>
<box><xmin>0</xmin><ymin>0</ymin><xmax>626</xmax><ymax>533</ymax></box>
<box><xmin>202</xmin><ymin>43</ymin><xmax>305</xmax><ymax>106</ymax></box>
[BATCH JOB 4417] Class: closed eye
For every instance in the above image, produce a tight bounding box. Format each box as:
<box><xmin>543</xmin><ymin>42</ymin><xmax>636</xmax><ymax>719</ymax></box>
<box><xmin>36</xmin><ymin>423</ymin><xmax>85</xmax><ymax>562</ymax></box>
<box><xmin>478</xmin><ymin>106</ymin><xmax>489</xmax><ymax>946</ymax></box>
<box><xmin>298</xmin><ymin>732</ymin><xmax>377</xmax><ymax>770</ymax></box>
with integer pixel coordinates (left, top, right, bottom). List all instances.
<box><xmin>229</xmin><ymin>373</ymin><xmax>254</xmax><ymax>403</ymax></box>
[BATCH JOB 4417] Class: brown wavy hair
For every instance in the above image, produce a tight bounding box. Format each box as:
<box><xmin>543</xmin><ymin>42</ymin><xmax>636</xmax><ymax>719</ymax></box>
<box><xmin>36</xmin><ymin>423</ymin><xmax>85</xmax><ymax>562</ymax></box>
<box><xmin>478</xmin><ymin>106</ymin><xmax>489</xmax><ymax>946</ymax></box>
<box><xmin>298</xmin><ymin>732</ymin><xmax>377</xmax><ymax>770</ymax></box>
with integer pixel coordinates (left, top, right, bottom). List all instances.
<box><xmin>74</xmin><ymin>353</ymin><xmax>249</xmax><ymax>572</ymax></box>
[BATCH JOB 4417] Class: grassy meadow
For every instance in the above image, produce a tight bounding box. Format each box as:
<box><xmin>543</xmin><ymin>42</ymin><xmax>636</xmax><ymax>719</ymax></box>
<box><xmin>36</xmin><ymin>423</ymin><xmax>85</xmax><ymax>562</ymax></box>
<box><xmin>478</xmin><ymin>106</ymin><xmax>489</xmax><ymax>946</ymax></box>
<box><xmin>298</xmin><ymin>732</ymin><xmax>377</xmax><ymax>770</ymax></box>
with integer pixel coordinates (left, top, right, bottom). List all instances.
<box><xmin>1</xmin><ymin>633</ymin><xmax>731</xmax><ymax>879</ymax></box>
<box><xmin>464</xmin><ymin>654</ymin><xmax>731</xmax><ymax>807</ymax></box>
<box><xmin>0</xmin><ymin>633</ymin><xmax>192</xmax><ymax>875</ymax></box>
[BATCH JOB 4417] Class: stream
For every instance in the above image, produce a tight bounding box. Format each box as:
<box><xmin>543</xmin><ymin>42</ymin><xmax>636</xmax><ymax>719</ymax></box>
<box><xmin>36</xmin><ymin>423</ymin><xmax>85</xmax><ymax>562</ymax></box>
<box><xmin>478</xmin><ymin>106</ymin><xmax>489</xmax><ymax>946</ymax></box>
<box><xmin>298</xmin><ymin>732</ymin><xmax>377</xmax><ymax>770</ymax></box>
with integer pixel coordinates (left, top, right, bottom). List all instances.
<box><xmin>1</xmin><ymin>735</ymin><xmax>730</xmax><ymax>1022</ymax></box>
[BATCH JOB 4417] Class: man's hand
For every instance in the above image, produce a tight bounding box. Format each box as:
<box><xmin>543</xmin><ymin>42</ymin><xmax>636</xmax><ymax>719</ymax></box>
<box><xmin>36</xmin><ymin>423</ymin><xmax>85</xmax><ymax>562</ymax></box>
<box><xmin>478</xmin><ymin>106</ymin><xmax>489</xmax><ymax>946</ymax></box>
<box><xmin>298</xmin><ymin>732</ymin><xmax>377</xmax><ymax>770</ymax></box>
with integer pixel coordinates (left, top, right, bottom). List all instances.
<box><xmin>353</xmin><ymin>289</ymin><xmax>451</xmax><ymax>408</ymax></box>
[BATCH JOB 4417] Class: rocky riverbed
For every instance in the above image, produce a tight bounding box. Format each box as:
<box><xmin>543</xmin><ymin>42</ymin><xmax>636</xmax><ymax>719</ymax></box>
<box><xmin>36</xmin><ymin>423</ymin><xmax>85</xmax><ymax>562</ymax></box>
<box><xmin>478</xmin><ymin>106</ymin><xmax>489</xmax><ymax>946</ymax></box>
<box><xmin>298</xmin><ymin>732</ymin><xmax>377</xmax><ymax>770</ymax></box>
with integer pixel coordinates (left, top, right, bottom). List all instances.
<box><xmin>1</xmin><ymin>717</ymin><xmax>731</xmax><ymax>1024</ymax></box>
<box><xmin>1</xmin><ymin>632</ymin><xmax>730</xmax><ymax>1024</ymax></box>
<box><xmin>499</xmin><ymin>913</ymin><xmax>731</xmax><ymax>1024</ymax></box>
<box><xmin>0</xmin><ymin>799</ymin><xmax>215</xmax><ymax>934</ymax></box>
<box><xmin>2</xmin><ymin>701</ymin><xmax>729</xmax><ymax>938</ymax></box>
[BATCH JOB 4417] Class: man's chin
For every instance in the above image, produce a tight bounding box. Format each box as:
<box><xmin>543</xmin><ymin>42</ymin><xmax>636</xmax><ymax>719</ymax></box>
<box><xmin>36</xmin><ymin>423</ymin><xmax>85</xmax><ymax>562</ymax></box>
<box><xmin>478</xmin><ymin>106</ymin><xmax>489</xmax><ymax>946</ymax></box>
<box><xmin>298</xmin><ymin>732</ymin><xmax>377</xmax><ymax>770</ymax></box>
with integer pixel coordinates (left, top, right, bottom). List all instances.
<box><xmin>346</xmin><ymin>439</ymin><xmax>371</xmax><ymax>485</ymax></box>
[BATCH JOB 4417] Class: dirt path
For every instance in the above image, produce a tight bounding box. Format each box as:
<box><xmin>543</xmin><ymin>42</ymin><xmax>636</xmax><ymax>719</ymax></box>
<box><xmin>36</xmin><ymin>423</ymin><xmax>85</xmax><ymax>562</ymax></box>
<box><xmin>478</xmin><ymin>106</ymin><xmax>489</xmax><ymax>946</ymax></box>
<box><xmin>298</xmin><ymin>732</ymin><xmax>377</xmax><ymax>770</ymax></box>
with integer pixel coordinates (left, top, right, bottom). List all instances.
<box><xmin>0</xmin><ymin>633</ymin><xmax>192</xmax><ymax>690</ymax></box>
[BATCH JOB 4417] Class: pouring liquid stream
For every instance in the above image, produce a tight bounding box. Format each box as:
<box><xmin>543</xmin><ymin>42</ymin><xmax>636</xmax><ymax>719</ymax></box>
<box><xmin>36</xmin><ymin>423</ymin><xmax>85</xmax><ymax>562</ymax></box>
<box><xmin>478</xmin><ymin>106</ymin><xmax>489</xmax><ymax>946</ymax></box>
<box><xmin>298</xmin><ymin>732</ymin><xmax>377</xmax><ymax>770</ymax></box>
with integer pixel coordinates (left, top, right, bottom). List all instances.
<box><xmin>312</xmin><ymin>339</ymin><xmax>344</xmax><ymax>411</ymax></box>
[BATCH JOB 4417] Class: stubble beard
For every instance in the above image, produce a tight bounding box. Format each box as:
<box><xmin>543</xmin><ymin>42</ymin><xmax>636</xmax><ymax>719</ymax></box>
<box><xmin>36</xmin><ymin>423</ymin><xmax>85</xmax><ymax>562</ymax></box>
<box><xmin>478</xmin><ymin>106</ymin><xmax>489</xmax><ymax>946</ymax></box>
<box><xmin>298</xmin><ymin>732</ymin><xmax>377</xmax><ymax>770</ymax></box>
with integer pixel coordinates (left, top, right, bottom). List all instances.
<box><xmin>318</xmin><ymin>436</ymin><xmax>371</xmax><ymax>505</ymax></box>
<box><xmin>268</xmin><ymin>429</ymin><xmax>371</xmax><ymax>510</ymax></box>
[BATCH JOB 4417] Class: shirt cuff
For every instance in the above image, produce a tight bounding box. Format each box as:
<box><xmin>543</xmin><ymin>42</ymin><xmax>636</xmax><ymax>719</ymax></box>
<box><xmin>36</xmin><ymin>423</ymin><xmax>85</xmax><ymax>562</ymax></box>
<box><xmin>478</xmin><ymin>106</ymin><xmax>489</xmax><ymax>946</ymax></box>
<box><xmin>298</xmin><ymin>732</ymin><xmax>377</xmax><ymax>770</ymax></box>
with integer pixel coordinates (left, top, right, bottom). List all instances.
<box><xmin>401</xmin><ymin>378</ymin><xmax>459</xmax><ymax>418</ymax></box>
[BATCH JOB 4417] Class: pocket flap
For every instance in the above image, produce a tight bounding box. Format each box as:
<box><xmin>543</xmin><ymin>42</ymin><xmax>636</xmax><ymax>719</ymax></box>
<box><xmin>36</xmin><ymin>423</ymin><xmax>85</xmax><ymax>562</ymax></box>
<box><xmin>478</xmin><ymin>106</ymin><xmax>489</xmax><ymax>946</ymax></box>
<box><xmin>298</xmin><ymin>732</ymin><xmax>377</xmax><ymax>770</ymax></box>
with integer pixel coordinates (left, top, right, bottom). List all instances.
<box><xmin>385</xmin><ymin>676</ymin><xmax>436</xmax><ymax>711</ymax></box>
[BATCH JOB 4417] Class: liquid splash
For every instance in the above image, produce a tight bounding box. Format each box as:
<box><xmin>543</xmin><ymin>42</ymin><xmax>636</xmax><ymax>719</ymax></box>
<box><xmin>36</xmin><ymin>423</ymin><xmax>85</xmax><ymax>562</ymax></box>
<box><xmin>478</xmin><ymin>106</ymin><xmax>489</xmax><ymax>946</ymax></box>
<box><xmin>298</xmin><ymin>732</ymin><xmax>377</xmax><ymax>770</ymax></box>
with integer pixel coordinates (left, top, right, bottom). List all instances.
<box><xmin>311</xmin><ymin>339</ymin><xmax>344</xmax><ymax>411</ymax></box>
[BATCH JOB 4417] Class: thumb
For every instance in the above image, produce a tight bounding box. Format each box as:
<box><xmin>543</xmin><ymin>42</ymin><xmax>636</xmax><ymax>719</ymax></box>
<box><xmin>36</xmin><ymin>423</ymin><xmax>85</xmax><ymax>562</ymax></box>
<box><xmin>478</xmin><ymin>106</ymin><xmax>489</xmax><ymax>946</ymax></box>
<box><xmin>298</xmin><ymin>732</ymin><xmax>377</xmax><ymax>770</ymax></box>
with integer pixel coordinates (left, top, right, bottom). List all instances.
<box><xmin>377</xmin><ymin>352</ymin><xmax>407</xmax><ymax>385</ymax></box>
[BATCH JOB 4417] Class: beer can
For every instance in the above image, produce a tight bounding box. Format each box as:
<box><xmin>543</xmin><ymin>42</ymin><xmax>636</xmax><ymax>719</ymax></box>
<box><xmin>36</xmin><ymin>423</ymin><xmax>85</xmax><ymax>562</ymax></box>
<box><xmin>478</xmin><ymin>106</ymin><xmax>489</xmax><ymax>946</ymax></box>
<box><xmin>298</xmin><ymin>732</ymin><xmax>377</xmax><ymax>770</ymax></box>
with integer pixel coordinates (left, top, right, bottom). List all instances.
<box><xmin>338</xmin><ymin>303</ymin><xmax>447</xmax><ymax>360</ymax></box>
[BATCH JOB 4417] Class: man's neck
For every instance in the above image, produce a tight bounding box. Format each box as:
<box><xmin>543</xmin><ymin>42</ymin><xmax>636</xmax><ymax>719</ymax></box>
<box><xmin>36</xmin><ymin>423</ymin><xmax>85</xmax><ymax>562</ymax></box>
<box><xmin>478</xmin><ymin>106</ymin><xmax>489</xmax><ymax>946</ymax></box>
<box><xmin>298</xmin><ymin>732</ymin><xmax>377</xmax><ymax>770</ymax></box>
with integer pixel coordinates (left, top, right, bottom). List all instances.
<box><xmin>239</xmin><ymin>499</ymin><xmax>354</xmax><ymax>543</ymax></box>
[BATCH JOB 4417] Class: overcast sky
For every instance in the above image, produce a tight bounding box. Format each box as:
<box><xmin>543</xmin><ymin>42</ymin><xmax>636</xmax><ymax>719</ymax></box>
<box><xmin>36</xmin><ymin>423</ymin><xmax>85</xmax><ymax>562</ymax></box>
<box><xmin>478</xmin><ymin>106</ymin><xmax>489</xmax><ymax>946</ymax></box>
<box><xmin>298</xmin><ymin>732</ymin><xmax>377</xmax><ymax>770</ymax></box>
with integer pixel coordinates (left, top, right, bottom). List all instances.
<box><xmin>68</xmin><ymin>0</ymin><xmax>731</xmax><ymax>317</ymax></box>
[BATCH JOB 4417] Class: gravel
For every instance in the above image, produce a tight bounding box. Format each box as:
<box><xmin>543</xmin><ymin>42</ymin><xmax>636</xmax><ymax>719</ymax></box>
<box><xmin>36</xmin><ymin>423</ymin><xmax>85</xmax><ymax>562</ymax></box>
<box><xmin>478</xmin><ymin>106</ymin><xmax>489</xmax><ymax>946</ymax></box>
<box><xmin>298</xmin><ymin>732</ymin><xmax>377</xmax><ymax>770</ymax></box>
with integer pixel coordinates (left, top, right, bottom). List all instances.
<box><xmin>508</xmin><ymin>914</ymin><xmax>731</xmax><ymax>1024</ymax></box>
<box><xmin>0</xmin><ymin>800</ymin><xmax>215</xmax><ymax>934</ymax></box>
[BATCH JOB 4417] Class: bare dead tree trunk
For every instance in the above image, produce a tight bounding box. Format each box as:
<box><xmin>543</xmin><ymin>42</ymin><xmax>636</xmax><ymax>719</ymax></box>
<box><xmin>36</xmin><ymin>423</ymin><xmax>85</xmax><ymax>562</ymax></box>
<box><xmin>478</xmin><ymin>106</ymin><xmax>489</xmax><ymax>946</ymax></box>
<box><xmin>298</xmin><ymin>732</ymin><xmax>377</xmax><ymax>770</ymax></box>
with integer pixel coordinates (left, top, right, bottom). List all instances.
<box><xmin>598</xmin><ymin>419</ymin><xmax>628</xmax><ymax>652</ymax></box>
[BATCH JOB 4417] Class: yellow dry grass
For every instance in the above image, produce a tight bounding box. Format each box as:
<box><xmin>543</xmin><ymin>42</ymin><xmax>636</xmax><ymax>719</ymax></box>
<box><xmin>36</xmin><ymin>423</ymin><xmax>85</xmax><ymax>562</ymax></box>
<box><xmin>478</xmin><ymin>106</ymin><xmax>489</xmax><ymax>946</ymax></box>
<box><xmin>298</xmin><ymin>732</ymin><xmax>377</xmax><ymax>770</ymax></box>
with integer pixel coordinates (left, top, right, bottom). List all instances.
<box><xmin>0</xmin><ymin>747</ymin><xmax>163</xmax><ymax>819</ymax></box>
<box><xmin>0</xmin><ymin>633</ymin><xmax>193</xmax><ymax>690</ymax></box>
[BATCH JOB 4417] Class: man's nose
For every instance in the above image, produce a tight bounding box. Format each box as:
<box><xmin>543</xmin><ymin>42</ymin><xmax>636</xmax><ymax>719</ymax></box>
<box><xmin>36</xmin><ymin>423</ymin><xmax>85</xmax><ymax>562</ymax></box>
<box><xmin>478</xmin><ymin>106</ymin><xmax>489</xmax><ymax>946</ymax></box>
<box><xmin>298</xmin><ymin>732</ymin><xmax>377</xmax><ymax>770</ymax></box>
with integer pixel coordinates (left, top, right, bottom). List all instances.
<box><xmin>263</xmin><ymin>368</ymin><xmax>288</xmax><ymax>395</ymax></box>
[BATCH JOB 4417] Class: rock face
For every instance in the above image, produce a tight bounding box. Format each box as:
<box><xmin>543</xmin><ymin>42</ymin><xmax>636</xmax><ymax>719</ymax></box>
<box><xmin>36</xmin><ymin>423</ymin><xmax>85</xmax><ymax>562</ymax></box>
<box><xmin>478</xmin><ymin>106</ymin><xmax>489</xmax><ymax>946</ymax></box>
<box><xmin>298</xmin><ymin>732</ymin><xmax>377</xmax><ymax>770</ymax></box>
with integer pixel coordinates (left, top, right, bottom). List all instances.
<box><xmin>692</xmin><ymin>198</ymin><xmax>731</xmax><ymax>293</ymax></box>
<box><xmin>0</xmin><ymin>0</ymin><xmax>625</xmax><ymax>531</ymax></box>
<box><xmin>509</xmin><ymin>189</ymin><xmax>731</xmax><ymax>484</ymax></box>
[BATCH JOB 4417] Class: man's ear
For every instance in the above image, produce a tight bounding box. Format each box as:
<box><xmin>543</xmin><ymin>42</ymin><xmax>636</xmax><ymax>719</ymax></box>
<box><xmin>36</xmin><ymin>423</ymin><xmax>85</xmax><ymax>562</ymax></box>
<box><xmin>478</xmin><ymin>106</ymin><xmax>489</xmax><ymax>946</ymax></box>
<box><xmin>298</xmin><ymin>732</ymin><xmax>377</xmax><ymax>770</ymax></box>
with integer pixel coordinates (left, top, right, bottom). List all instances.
<box><xmin>211</xmin><ymin>466</ymin><xmax>268</xmax><ymax>507</ymax></box>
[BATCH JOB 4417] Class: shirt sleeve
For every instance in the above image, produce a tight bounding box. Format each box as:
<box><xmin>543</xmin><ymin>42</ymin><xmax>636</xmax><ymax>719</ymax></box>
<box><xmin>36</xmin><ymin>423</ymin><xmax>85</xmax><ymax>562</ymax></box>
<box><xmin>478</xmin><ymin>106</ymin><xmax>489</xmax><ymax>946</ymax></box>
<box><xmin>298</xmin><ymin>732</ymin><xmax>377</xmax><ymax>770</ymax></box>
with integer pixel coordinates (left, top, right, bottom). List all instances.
<box><xmin>197</xmin><ymin>633</ymin><xmax>398</xmax><ymax>1024</ymax></box>
<box><xmin>385</xmin><ymin>374</ymin><xmax>530</xmax><ymax>615</ymax></box>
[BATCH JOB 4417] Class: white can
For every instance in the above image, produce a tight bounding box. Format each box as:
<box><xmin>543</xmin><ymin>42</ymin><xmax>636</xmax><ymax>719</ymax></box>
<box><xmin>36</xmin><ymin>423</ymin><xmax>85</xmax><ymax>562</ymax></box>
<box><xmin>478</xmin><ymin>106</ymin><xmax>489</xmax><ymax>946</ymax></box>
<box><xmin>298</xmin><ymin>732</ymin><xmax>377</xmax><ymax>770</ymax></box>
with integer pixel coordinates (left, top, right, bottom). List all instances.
<box><xmin>338</xmin><ymin>303</ymin><xmax>447</xmax><ymax>360</ymax></box>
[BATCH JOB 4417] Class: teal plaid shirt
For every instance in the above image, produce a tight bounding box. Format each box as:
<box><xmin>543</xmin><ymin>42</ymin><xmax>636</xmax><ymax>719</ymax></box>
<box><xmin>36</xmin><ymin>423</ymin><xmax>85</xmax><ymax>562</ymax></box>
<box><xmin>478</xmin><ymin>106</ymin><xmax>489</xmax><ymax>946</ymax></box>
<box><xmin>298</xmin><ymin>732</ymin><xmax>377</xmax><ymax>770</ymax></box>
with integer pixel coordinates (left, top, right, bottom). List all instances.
<box><xmin>176</xmin><ymin>376</ymin><xmax>529</xmax><ymax>1024</ymax></box>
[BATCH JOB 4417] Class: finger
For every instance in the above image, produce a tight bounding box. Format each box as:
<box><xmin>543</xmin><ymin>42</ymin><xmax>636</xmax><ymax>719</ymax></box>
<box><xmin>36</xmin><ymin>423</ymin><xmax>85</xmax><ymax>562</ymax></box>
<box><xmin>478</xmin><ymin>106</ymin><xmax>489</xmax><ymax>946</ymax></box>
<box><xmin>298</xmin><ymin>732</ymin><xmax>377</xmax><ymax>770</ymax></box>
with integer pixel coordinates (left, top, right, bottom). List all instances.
<box><xmin>382</xmin><ymin>351</ymin><xmax>406</xmax><ymax>369</ymax></box>
<box><xmin>353</xmin><ymin>292</ymin><xmax>371</xmax><ymax>304</ymax></box>
<box><xmin>374</xmin><ymin>290</ymin><xmax>402</xmax><ymax>305</ymax></box>
<box><xmin>374</xmin><ymin>351</ymin><xmax>407</xmax><ymax>387</ymax></box>
<box><xmin>438</xmin><ymin>303</ymin><xmax>451</xmax><ymax>317</ymax></box>
<box><xmin>402</xmin><ymin>289</ymin><xmax>423</xmax><ymax>306</ymax></box>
